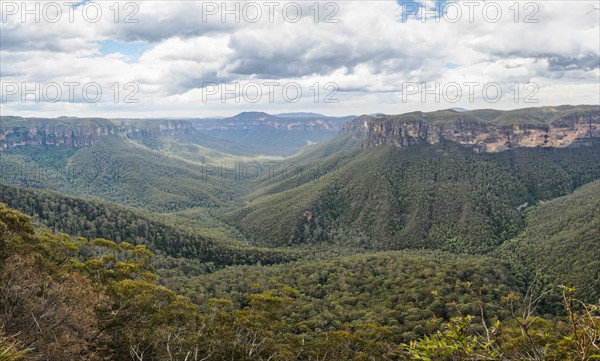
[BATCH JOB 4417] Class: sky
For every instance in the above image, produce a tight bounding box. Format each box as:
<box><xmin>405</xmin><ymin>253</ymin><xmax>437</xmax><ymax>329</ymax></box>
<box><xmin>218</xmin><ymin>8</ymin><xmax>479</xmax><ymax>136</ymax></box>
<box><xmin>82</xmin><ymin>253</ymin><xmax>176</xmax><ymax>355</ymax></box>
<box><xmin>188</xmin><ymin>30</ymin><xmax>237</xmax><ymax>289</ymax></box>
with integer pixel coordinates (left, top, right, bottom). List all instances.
<box><xmin>0</xmin><ymin>0</ymin><xmax>599</xmax><ymax>118</ymax></box>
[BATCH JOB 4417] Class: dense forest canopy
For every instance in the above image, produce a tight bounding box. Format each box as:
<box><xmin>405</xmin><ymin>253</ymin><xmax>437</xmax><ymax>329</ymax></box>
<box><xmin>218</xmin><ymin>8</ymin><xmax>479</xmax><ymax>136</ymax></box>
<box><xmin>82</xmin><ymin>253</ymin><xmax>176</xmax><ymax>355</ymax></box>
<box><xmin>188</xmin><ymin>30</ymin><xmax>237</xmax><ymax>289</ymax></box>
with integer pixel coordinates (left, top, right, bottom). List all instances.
<box><xmin>1</xmin><ymin>106</ymin><xmax>599</xmax><ymax>359</ymax></box>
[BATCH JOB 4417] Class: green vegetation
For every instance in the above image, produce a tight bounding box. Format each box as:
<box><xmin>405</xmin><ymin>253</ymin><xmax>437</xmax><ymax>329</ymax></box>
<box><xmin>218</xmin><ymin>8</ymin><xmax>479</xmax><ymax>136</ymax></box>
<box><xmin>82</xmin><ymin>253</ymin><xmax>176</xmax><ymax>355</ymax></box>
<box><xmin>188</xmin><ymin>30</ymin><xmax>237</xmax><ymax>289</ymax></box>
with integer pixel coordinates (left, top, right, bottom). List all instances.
<box><xmin>1</xmin><ymin>106</ymin><xmax>599</xmax><ymax>359</ymax></box>
<box><xmin>171</xmin><ymin>251</ymin><xmax>519</xmax><ymax>339</ymax></box>
<box><xmin>405</xmin><ymin>285</ymin><xmax>600</xmax><ymax>360</ymax></box>
<box><xmin>499</xmin><ymin>179</ymin><xmax>600</xmax><ymax>303</ymax></box>
<box><xmin>490</xmin><ymin>104</ymin><xmax>600</xmax><ymax>125</ymax></box>
<box><xmin>2</xmin><ymin>204</ymin><xmax>597</xmax><ymax>360</ymax></box>
<box><xmin>133</xmin><ymin>134</ymin><xmax>277</xmax><ymax>164</ymax></box>
<box><xmin>0</xmin><ymin>182</ymin><xmax>297</xmax><ymax>268</ymax></box>
<box><xmin>0</xmin><ymin>202</ymin><xmax>200</xmax><ymax>360</ymax></box>
<box><xmin>229</xmin><ymin>142</ymin><xmax>600</xmax><ymax>253</ymax></box>
<box><xmin>371</xmin><ymin>105</ymin><xmax>600</xmax><ymax>126</ymax></box>
<box><xmin>0</xmin><ymin>136</ymin><xmax>245</xmax><ymax>212</ymax></box>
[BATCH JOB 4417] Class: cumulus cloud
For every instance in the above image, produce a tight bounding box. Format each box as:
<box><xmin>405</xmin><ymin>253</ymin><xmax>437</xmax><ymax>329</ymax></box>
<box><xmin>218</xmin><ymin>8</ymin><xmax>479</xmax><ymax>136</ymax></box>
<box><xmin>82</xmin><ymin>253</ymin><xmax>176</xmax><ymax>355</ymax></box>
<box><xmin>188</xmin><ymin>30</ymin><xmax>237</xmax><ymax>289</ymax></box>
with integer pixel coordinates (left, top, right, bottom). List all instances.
<box><xmin>0</xmin><ymin>0</ymin><xmax>598</xmax><ymax>117</ymax></box>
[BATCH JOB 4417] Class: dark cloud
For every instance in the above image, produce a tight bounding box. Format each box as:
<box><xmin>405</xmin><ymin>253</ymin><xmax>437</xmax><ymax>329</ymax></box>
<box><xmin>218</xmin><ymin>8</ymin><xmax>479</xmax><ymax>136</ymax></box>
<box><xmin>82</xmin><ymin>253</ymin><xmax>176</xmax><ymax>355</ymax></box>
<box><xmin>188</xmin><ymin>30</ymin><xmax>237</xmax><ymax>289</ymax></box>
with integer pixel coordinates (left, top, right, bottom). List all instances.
<box><xmin>224</xmin><ymin>31</ymin><xmax>425</xmax><ymax>79</ymax></box>
<box><xmin>547</xmin><ymin>53</ymin><xmax>599</xmax><ymax>72</ymax></box>
<box><xmin>108</xmin><ymin>20</ymin><xmax>237</xmax><ymax>44</ymax></box>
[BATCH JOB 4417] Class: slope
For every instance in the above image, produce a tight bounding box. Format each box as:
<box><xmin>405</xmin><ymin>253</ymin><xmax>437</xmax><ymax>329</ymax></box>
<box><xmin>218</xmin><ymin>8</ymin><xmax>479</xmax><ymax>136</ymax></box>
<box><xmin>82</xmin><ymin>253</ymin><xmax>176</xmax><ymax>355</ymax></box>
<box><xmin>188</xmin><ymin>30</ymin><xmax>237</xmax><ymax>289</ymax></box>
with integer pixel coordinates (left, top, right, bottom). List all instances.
<box><xmin>498</xmin><ymin>179</ymin><xmax>600</xmax><ymax>303</ymax></box>
<box><xmin>0</xmin><ymin>182</ymin><xmax>298</xmax><ymax>267</ymax></box>
<box><xmin>0</xmin><ymin>135</ymin><xmax>245</xmax><ymax>212</ymax></box>
<box><xmin>227</xmin><ymin>141</ymin><xmax>600</xmax><ymax>253</ymax></box>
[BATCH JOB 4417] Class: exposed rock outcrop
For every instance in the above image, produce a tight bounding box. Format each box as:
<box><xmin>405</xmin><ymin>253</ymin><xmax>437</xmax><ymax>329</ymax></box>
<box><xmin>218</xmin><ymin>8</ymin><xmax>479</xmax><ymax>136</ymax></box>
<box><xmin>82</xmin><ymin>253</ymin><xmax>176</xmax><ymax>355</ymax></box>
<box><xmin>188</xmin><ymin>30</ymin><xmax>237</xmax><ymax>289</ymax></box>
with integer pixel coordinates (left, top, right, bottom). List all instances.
<box><xmin>0</xmin><ymin>118</ymin><xmax>194</xmax><ymax>151</ymax></box>
<box><xmin>343</xmin><ymin>111</ymin><xmax>600</xmax><ymax>152</ymax></box>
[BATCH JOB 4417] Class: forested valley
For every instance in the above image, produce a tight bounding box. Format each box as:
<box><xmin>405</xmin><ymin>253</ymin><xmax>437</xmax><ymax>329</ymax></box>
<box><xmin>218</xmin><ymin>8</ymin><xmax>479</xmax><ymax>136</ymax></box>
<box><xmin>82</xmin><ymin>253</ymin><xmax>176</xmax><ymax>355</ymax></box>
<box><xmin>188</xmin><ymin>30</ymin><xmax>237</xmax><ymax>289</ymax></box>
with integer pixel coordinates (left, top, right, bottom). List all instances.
<box><xmin>1</xmin><ymin>109</ymin><xmax>599</xmax><ymax>360</ymax></box>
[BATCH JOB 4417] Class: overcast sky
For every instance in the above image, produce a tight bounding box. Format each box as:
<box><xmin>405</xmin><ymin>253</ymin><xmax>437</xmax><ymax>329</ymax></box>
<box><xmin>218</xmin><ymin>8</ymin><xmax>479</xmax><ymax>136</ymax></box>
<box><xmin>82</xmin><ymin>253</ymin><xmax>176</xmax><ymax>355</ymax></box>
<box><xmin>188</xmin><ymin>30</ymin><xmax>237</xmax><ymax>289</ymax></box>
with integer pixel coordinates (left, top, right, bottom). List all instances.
<box><xmin>1</xmin><ymin>0</ymin><xmax>599</xmax><ymax>117</ymax></box>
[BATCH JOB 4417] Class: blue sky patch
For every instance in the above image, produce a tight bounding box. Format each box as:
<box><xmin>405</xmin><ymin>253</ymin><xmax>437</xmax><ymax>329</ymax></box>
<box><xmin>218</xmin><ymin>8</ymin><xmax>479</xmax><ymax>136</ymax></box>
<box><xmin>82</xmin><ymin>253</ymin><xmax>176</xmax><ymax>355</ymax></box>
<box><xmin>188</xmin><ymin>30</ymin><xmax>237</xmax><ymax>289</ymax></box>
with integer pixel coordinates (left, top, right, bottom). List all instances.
<box><xmin>70</xmin><ymin>0</ymin><xmax>92</xmax><ymax>9</ymax></box>
<box><xmin>98</xmin><ymin>39</ymin><xmax>147</xmax><ymax>61</ymax></box>
<box><xmin>397</xmin><ymin>0</ymin><xmax>451</xmax><ymax>22</ymax></box>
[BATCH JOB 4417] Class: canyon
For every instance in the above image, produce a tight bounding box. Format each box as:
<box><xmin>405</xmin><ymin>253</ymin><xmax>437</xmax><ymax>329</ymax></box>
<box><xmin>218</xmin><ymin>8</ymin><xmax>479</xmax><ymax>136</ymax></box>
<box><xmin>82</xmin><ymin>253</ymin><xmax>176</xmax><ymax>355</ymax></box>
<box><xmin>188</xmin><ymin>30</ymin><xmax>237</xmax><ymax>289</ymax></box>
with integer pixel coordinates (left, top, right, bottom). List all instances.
<box><xmin>3</xmin><ymin>108</ymin><xmax>600</xmax><ymax>154</ymax></box>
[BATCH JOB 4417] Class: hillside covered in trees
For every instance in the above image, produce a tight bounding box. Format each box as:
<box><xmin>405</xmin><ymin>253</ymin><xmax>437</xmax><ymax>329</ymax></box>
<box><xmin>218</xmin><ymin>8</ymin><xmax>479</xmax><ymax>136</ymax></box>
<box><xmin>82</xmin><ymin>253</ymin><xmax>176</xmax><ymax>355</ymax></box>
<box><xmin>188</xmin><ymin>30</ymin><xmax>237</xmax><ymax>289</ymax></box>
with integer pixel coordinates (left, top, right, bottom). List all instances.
<box><xmin>1</xmin><ymin>106</ymin><xmax>599</xmax><ymax>360</ymax></box>
<box><xmin>1</xmin><ymin>203</ymin><xmax>598</xmax><ymax>360</ymax></box>
<box><xmin>229</xmin><ymin>142</ymin><xmax>600</xmax><ymax>253</ymax></box>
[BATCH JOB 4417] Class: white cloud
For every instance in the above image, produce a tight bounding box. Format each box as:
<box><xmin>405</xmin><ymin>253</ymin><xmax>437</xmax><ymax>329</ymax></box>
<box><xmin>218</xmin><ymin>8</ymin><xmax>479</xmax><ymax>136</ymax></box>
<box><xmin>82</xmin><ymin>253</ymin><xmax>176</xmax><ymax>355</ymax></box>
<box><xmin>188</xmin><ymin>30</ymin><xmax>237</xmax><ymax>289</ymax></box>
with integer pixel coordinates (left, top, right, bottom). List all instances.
<box><xmin>1</xmin><ymin>0</ymin><xmax>598</xmax><ymax>117</ymax></box>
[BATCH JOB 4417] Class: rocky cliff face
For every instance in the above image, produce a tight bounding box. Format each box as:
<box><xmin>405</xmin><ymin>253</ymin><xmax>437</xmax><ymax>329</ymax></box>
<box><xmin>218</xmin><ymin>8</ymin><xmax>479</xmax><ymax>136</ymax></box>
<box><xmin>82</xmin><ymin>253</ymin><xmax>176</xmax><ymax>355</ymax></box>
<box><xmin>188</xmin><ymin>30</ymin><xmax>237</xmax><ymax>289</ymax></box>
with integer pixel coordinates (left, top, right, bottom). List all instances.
<box><xmin>0</xmin><ymin>118</ymin><xmax>194</xmax><ymax>151</ymax></box>
<box><xmin>0</xmin><ymin>124</ymin><xmax>112</xmax><ymax>150</ymax></box>
<box><xmin>344</xmin><ymin>112</ymin><xmax>600</xmax><ymax>152</ymax></box>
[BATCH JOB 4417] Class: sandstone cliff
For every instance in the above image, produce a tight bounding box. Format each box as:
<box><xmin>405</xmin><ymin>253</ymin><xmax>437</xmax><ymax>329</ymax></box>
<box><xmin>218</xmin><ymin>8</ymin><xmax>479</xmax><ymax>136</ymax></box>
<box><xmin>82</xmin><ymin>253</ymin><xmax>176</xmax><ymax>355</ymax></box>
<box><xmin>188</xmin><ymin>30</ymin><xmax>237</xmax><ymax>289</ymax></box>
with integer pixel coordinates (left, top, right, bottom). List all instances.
<box><xmin>0</xmin><ymin>117</ymin><xmax>194</xmax><ymax>151</ymax></box>
<box><xmin>343</xmin><ymin>109</ymin><xmax>600</xmax><ymax>152</ymax></box>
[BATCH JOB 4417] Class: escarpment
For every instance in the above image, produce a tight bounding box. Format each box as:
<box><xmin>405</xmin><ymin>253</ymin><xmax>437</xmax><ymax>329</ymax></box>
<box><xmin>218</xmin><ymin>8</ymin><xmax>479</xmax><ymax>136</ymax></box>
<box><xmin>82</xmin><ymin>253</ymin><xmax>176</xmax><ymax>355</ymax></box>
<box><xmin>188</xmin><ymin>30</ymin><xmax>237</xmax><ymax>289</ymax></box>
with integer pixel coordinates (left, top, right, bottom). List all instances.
<box><xmin>344</xmin><ymin>108</ymin><xmax>600</xmax><ymax>152</ymax></box>
<box><xmin>0</xmin><ymin>117</ymin><xmax>194</xmax><ymax>151</ymax></box>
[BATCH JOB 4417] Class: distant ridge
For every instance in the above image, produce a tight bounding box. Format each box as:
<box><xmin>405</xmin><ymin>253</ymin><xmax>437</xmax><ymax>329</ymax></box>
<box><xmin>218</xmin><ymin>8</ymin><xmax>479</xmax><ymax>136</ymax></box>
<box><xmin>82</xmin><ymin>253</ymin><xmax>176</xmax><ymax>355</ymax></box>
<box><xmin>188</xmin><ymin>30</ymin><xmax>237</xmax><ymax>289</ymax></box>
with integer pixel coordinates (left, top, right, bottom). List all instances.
<box><xmin>275</xmin><ymin>112</ymin><xmax>328</xmax><ymax>118</ymax></box>
<box><xmin>225</xmin><ymin>111</ymin><xmax>280</xmax><ymax>122</ymax></box>
<box><xmin>188</xmin><ymin>112</ymin><xmax>355</xmax><ymax>155</ymax></box>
